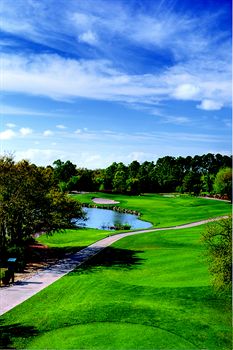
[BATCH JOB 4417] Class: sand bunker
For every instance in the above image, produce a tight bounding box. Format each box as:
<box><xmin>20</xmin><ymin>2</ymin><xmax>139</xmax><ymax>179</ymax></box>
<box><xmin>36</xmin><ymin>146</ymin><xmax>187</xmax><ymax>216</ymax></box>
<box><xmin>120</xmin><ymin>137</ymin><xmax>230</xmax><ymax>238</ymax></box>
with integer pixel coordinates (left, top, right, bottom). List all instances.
<box><xmin>92</xmin><ymin>197</ymin><xmax>120</xmax><ymax>204</ymax></box>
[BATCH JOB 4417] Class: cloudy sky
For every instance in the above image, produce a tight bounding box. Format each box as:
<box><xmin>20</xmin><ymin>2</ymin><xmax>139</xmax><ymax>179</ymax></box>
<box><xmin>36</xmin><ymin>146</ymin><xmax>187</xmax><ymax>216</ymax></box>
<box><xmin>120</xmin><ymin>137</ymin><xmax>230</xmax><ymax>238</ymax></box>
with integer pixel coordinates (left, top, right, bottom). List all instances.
<box><xmin>0</xmin><ymin>0</ymin><xmax>231</xmax><ymax>168</ymax></box>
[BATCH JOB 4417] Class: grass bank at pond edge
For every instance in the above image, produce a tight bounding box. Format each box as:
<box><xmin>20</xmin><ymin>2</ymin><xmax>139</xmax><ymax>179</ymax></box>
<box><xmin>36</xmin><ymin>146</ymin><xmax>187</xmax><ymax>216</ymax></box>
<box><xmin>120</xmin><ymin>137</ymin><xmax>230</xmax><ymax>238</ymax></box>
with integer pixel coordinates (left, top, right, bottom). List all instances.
<box><xmin>71</xmin><ymin>192</ymin><xmax>231</xmax><ymax>227</ymax></box>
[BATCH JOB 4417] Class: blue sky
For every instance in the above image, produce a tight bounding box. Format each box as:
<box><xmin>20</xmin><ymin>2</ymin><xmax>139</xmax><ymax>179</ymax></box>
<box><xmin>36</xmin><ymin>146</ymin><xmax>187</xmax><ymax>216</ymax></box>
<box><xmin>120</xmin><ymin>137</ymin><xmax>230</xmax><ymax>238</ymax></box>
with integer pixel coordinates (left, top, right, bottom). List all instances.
<box><xmin>0</xmin><ymin>0</ymin><xmax>231</xmax><ymax>168</ymax></box>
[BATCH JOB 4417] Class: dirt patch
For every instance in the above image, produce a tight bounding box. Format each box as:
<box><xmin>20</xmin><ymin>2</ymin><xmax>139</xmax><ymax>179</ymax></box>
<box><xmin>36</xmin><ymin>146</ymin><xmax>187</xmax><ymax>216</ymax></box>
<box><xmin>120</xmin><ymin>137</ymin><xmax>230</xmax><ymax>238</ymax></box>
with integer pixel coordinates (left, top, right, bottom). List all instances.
<box><xmin>92</xmin><ymin>197</ymin><xmax>120</xmax><ymax>204</ymax></box>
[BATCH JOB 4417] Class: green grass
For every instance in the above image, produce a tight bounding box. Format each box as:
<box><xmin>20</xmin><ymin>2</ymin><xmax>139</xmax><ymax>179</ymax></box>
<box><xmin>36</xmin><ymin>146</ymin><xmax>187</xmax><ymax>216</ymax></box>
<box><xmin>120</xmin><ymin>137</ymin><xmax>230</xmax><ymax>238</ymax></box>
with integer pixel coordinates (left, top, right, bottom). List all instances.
<box><xmin>37</xmin><ymin>193</ymin><xmax>231</xmax><ymax>260</ymax></box>
<box><xmin>72</xmin><ymin>192</ymin><xmax>231</xmax><ymax>227</ymax></box>
<box><xmin>1</xmin><ymin>225</ymin><xmax>232</xmax><ymax>350</ymax></box>
<box><xmin>38</xmin><ymin>228</ymin><xmax>112</xmax><ymax>250</ymax></box>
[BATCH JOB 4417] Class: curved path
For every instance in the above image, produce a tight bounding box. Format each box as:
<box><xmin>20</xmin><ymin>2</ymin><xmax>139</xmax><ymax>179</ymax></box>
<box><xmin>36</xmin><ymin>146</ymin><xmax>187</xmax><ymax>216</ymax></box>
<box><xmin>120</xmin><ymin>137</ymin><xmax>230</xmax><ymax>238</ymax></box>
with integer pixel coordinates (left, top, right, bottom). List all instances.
<box><xmin>0</xmin><ymin>216</ymin><xmax>228</xmax><ymax>316</ymax></box>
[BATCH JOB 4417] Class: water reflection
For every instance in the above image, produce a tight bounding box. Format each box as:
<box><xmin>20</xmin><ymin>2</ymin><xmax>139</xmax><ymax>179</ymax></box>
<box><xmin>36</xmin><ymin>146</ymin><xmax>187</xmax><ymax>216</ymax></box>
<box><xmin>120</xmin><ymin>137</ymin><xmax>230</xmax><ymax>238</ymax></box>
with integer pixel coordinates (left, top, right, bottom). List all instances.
<box><xmin>76</xmin><ymin>207</ymin><xmax>152</xmax><ymax>230</ymax></box>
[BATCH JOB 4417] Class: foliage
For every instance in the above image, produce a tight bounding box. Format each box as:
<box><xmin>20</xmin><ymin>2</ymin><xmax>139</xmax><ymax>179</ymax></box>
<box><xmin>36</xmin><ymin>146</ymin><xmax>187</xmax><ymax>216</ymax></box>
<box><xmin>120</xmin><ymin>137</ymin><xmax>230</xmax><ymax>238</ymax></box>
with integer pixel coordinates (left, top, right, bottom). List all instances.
<box><xmin>54</xmin><ymin>153</ymin><xmax>231</xmax><ymax>196</ymax></box>
<box><xmin>0</xmin><ymin>156</ymin><xmax>84</xmax><ymax>261</ymax></box>
<box><xmin>202</xmin><ymin>217</ymin><xmax>232</xmax><ymax>291</ymax></box>
<box><xmin>213</xmin><ymin>167</ymin><xmax>232</xmax><ymax>200</ymax></box>
<box><xmin>53</xmin><ymin>159</ymin><xmax>77</xmax><ymax>183</ymax></box>
<box><xmin>182</xmin><ymin>171</ymin><xmax>201</xmax><ymax>194</ymax></box>
<box><xmin>113</xmin><ymin>168</ymin><xmax>127</xmax><ymax>192</ymax></box>
<box><xmin>201</xmin><ymin>173</ymin><xmax>215</xmax><ymax>193</ymax></box>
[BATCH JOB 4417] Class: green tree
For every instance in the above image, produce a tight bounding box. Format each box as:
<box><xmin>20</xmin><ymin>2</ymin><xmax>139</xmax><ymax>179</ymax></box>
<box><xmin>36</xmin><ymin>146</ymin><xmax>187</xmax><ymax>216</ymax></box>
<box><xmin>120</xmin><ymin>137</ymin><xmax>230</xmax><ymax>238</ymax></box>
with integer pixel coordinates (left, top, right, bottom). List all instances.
<box><xmin>213</xmin><ymin>167</ymin><xmax>232</xmax><ymax>200</ymax></box>
<box><xmin>113</xmin><ymin>169</ymin><xmax>127</xmax><ymax>193</ymax></box>
<box><xmin>53</xmin><ymin>159</ymin><xmax>77</xmax><ymax>183</ymax></box>
<box><xmin>201</xmin><ymin>173</ymin><xmax>215</xmax><ymax>193</ymax></box>
<box><xmin>202</xmin><ymin>217</ymin><xmax>232</xmax><ymax>292</ymax></box>
<box><xmin>182</xmin><ymin>172</ymin><xmax>201</xmax><ymax>194</ymax></box>
<box><xmin>75</xmin><ymin>168</ymin><xmax>94</xmax><ymax>191</ymax></box>
<box><xmin>128</xmin><ymin>160</ymin><xmax>140</xmax><ymax>178</ymax></box>
<box><xmin>138</xmin><ymin>161</ymin><xmax>155</xmax><ymax>192</ymax></box>
<box><xmin>126</xmin><ymin>177</ymin><xmax>140</xmax><ymax>194</ymax></box>
<box><xmin>0</xmin><ymin>157</ymin><xmax>84</xmax><ymax>264</ymax></box>
<box><xmin>103</xmin><ymin>162</ymin><xmax>118</xmax><ymax>191</ymax></box>
<box><xmin>155</xmin><ymin>157</ymin><xmax>181</xmax><ymax>192</ymax></box>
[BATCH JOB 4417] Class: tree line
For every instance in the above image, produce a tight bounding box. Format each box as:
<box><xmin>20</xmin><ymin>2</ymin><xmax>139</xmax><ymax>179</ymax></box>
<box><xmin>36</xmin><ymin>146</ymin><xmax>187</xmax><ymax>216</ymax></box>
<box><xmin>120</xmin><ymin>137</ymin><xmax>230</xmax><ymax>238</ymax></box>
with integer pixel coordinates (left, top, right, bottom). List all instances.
<box><xmin>53</xmin><ymin>153</ymin><xmax>232</xmax><ymax>199</ymax></box>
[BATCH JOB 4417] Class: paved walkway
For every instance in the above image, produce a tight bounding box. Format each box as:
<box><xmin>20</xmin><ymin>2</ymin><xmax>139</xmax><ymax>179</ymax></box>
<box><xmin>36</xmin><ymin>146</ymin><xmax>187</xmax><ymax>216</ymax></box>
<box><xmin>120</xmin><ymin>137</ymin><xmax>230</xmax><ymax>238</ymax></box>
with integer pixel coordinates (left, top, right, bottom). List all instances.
<box><xmin>0</xmin><ymin>216</ymin><xmax>228</xmax><ymax>316</ymax></box>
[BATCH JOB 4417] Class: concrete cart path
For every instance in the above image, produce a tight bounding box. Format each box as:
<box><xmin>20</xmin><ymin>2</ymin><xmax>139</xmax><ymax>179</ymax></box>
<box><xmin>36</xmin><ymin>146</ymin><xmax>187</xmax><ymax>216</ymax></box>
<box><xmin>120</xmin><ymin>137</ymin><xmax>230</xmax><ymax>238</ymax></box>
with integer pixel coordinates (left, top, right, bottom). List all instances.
<box><xmin>0</xmin><ymin>216</ymin><xmax>228</xmax><ymax>316</ymax></box>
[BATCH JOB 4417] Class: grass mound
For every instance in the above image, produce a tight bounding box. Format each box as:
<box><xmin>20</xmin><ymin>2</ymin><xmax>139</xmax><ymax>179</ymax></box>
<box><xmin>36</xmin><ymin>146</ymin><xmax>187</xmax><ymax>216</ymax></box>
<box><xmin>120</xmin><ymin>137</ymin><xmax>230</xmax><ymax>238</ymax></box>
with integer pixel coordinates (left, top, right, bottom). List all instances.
<box><xmin>28</xmin><ymin>322</ymin><xmax>196</xmax><ymax>350</ymax></box>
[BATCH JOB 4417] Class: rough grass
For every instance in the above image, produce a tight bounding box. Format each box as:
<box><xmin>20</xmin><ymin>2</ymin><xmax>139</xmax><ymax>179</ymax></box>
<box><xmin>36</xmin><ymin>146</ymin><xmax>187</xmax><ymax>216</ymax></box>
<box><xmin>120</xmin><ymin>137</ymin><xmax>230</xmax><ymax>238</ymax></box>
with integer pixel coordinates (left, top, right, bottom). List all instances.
<box><xmin>72</xmin><ymin>193</ymin><xmax>231</xmax><ymax>227</ymax></box>
<box><xmin>1</xmin><ymin>225</ymin><xmax>232</xmax><ymax>350</ymax></box>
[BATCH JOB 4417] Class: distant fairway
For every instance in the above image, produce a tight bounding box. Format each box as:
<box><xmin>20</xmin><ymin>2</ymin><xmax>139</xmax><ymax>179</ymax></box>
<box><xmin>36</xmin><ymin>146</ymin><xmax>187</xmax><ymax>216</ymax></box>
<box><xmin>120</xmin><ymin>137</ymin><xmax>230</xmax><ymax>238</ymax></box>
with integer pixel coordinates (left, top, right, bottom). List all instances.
<box><xmin>1</xmin><ymin>223</ymin><xmax>232</xmax><ymax>349</ymax></box>
<box><xmin>72</xmin><ymin>192</ymin><xmax>231</xmax><ymax>227</ymax></box>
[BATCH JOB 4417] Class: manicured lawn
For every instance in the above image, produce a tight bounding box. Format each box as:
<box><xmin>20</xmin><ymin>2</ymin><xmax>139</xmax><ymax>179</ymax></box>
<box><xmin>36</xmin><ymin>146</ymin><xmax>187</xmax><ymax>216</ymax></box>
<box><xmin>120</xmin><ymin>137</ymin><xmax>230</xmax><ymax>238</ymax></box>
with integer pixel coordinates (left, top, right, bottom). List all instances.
<box><xmin>72</xmin><ymin>193</ymin><xmax>231</xmax><ymax>227</ymax></box>
<box><xmin>38</xmin><ymin>228</ymin><xmax>112</xmax><ymax>249</ymax></box>
<box><xmin>1</xmin><ymin>225</ymin><xmax>232</xmax><ymax>349</ymax></box>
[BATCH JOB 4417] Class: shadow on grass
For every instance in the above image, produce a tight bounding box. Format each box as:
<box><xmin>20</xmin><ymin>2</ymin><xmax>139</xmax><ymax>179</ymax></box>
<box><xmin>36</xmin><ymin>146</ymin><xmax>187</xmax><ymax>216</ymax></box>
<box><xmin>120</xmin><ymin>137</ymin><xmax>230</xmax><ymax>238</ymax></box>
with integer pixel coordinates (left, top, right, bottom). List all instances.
<box><xmin>70</xmin><ymin>247</ymin><xmax>145</xmax><ymax>275</ymax></box>
<box><xmin>0</xmin><ymin>321</ymin><xmax>39</xmax><ymax>349</ymax></box>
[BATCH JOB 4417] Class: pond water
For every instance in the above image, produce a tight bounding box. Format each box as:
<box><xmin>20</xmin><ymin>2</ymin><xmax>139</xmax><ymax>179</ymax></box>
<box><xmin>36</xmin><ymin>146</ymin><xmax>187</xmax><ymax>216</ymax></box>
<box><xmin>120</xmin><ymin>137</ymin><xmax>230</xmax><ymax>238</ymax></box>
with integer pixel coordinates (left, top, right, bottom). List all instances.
<box><xmin>75</xmin><ymin>207</ymin><xmax>152</xmax><ymax>230</ymax></box>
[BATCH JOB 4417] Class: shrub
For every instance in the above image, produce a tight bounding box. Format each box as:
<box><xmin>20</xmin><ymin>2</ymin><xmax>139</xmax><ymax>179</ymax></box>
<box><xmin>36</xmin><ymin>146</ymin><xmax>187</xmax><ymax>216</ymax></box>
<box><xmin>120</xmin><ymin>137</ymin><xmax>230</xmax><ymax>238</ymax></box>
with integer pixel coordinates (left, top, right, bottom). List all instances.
<box><xmin>201</xmin><ymin>217</ymin><xmax>232</xmax><ymax>292</ymax></box>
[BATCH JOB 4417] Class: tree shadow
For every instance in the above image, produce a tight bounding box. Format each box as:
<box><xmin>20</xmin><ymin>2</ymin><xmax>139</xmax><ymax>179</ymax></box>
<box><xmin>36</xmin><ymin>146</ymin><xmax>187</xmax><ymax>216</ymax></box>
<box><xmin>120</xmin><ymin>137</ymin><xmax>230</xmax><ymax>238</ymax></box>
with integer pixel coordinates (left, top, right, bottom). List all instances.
<box><xmin>21</xmin><ymin>244</ymin><xmax>87</xmax><ymax>274</ymax></box>
<box><xmin>0</xmin><ymin>321</ymin><xmax>39</xmax><ymax>349</ymax></box>
<box><xmin>70</xmin><ymin>247</ymin><xmax>145</xmax><ymax>275</ymax></box>
<box><xmin>26</xmin><ymin>244</ymin><xmax>86</xmax><ymax>264</ymax></box>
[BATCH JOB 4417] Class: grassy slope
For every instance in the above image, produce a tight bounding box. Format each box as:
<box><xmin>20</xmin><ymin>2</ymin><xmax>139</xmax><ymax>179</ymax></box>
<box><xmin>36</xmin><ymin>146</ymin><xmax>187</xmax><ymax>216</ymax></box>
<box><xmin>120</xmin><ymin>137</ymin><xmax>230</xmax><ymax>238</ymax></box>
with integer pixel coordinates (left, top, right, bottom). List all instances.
<box><xmin>38</xmin><ymin>228</ymin><xmax>112</xmax><ymax>249</ymax></box>
<box><xmin>1</xmin><ymin>225</ymin><xmax>232</xmax><ymax>350</ymax></box>
<box><xmin>72</xmin><ymin>193</ymin><xmax>231</xmax><ymax>227</ymax></box>
<box><xmin>38</xmin><ymin>193</ymin><xmax>231</xmax><ymax>253</ymax></box>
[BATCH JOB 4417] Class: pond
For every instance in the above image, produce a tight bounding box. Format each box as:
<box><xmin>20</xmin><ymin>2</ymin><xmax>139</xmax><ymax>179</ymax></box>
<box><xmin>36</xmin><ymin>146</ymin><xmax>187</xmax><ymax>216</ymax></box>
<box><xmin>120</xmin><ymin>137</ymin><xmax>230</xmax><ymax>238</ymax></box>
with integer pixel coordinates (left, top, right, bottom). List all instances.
<box><xmin>75</xmin><ymin>207</ymin><xmax>152</xmax><ymax>230</ymax></box>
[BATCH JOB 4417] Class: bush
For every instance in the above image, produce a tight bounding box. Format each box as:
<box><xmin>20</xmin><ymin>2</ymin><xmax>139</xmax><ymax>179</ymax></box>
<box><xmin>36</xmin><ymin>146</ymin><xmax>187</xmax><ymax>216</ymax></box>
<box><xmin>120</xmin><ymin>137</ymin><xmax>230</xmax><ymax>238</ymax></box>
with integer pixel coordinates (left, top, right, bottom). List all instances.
<box><xmin>201</xmin><ymin>217</ymin><xmax>232</xmax><ymax>292</ymax></box>
<box><xmin>213</xmin><ymin>167</ymin><xmax>232</xmax><ymax>201</ymax></box>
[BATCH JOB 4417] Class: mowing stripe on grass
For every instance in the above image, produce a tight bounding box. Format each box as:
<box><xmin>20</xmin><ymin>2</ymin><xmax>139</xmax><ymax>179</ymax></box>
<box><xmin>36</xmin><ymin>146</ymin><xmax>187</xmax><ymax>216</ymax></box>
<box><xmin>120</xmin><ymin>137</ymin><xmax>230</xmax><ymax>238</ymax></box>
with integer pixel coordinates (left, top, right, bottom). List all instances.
<box><xmin>0</xmin><ymin>216</ymin><xmax>228</xmax><ymax>316</ymax></box>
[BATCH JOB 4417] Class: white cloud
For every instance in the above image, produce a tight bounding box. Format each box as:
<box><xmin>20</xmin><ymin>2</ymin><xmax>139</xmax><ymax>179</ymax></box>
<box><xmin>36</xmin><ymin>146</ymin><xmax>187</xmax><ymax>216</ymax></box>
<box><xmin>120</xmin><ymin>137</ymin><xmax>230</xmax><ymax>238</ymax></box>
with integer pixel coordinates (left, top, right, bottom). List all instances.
<box><xmin>151</xmin><ymin>108</ymin><xmax>190</xmax><ymax>124</ymax></box>
<box><xmin>71</xmin><ymin>12</ymin><xmax>96</xmax><ymax>29</ymax></box>
<box><xmin>19</xmin><ymin>127</ymin><xmax>33</xmax><ymax>136</ymax></box>
<box><xmin>173</xmin><ymin>84</ymin><xmax>200</xmax><ymax>100</ymax></box>
<box><xmin>164</xmin><ymin>116</ymin><xmax>190</xmax><ymax>124</ymax></box>
<box><xmin>0</xmin><ymin>129</ymin><xmax>16</xmax><ymax>140</ymax></box>
<box><xmin>0</xmin><ymin>2</ymin><xmax>231</xmax><ymax>112</ymax></box>
<box><xmin>15</xmin><ymin>148</ymin><xmax>66</xmax><ymax>165</ymax></box>
<box><xmin>14</xmin><ymin>147</ymin><xmax>102</xmax><ymax>168</ymax></box>
<box><xmin>1</xmin><ymin>52</ymin><xmax>230</xmax><ymax>110</ymax></box>
<box><xmin>56</xmin><ymin>124</ymin><xmax>66</xmax><ymax>129</ymax></box>
<box><xmin>1</xmin><ymin>104</ymin><xmax>52</xmax><ymax>116</ymax></box>
<box><xmin>6</xmin><ymin>123</ymin><xmax>16</xmax><ymax>128</ymax></box>
<box><xmin>9</xmin><ymin>125</ymin><xmax>229</xmax><ymax>168</ymax></box>
<box><xmin>197</xmin><ymin>99</ymin><xmax>223</xmax><ymax>111</ymax></box>
<box><xmin>43</xmin><ymin>130</ymin><xmax>54</xmax><ymax>136</ymax></box>
<box><xmin>223</xmin><ymin>119</ymin><xmax>231</xmax><ymax>128</ymax></box>
<box><xmin>126</xmin><ymin>152</ymin><xmax>155</xmax><ymax>163</ymax></box>
<box><xmin>78</xmin><ymin>30</ymin><xmax>98</xmax><ymax>45</ymax></box>
<box><xmin>75</xmin><ymin>129</ymin><xmax>82</xmax><ymax>134</ymax></box>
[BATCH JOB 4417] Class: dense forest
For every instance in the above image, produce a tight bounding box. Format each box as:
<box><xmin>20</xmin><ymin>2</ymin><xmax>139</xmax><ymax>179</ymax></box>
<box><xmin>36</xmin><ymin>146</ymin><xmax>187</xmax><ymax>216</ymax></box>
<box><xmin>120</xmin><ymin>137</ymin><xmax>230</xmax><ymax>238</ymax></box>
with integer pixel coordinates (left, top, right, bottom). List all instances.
<box><xmin>52</xmin><ymin>153</ymin><xmax>232</xmax><ymax>199</ymax></box>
